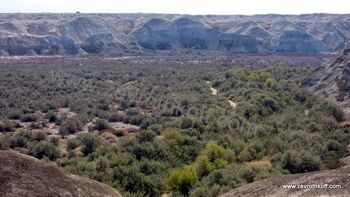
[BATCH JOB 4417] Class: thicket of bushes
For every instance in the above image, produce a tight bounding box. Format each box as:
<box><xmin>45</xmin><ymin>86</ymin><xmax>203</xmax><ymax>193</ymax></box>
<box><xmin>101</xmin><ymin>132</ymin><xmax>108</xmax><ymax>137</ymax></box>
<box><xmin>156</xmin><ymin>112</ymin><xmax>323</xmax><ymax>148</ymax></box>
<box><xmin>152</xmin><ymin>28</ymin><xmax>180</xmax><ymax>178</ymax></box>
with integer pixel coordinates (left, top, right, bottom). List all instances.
<box><xmin>0</xmin><ymin>60</ymin><xmax>348</xmax><ymax>197</ymax></box>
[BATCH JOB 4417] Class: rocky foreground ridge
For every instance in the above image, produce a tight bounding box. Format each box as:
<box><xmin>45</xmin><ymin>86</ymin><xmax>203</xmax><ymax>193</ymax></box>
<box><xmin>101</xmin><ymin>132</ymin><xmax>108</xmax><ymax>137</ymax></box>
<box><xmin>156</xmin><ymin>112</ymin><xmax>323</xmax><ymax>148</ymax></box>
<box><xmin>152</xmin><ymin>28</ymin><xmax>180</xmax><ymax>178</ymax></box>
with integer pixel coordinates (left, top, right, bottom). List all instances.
<box><xmin>221</xmin><ymin>165</ymin><xmax>350</xmax><ymax>197</ymax></box>
<box><xmin>0</xmin><ymin>13</ymin><xmax>350</xmax><ymax>55</ymax></box>
<box><xmin>221</xmin><ymin>145</ymin><xmax>350</xmax><ymax>197</ymax></box>
<box><xmin>0</xmin><ymin>150</ymin><xmax>122</xmax><ymax>197</ymax></box>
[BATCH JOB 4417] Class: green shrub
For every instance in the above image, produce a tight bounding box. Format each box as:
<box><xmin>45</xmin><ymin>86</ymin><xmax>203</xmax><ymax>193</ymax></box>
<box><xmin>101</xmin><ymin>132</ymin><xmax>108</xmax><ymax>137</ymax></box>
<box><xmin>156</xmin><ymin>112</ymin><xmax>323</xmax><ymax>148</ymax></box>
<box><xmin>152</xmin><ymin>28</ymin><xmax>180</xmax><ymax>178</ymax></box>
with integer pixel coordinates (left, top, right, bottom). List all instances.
<box><xmin>108</xmin><ymin>113</ymin><xmax>124</xmax><ymax>122</ymax></box>
<box><xmin>9</xmin><ymin>135</ymin><xmax>28</xmax><ymax>148</ymax></box>
<box><xmin>46</xmin><ymin>111</ymin><xmax>58</xmax><ymax>122</ymax></box>
<box><xmin>29</xmin><ymin>122</ymin><xmax>44</xmax><ymax>129</ymax></box>
<box><xmin>79</xmin><ymin>135</ymin><xmax>102</xmax><ymax>156</ymax></box>
<box><xmin>280</xmin><ymin>150</ymin><xmax>321</xmax><ymax>174</ymax></box>
<box><xmin>31</xmin><ymin>131</ymin><xmax>47</xmax><ymax>141</ymax></box>
<box><xmin>265</xmin><ymin>78</ymin><xmax>277</xmax><ymax>88</ymax></box>
<box><xmin>136</xmin><ymin>130</ymin><xmax>157</xmax><ymax>142</ymax></box>
<box><xmin>67</xmin><ymin>150</ymin><xmax>77</xmax><ymax>158</ymax></box>
<box><xmin>0</xmin><ymin>121</ymin><xmax>13</xmax><ymax>132</ymax></box>
<box><xmin>59</xmin><ymin>118</ymin><xmax>82</xmax><ymax>135</ymax></box>
<box><xmin>180</xmin><ymin>118</ymin><xmax>193</xmax><ymax>129</ymax></box>
<box><xmin>202</xmin><ymin>141</ymin><xmax>226</xmax><ymax>162</ymax></box>
<box><xmin>96</xmin><ymin>157</ymin><xmax>109</xmax><ymax>172</ymax></box>
<box><xmin>0</xmin><ymin>137</ymin><xmax>9</xmax><ymax>150</ymax></box>
<box><xmin>194</xmin><ymin>141</ymin><xmax>230</xmax><ymax>176</ymax></box>
<box><xmin>49</xmin><ymin>136</ymin><xmax>60</xmax><ymax>146</ymax></box>
<box><xmin>330</xmin><ymin>104</ymin><xmax>344</xmax><ymax>121</ymax></box>
<box><xmin>67</xmin><ymin>138</ymin><xmax>81</xmax><ymax>150</ymax></box>
<box><xmin>21</xmin><ymin>114</ymin><xmax>37</xmax><ymax>122</ymax></box>
<box><xmin>94</xmin><ymin>119</ymin><xmax>110</xmax><ymax>131</ymax></box>
<box><xmin>165</xmin><ymin>165</ymin><xmax>198</xmax><ymax>196</ymax></box>
<box><xmin>8</xmin><ymin>110</ymin><xmax>22</xmax><ymax>120</ymax></box>
<box><xmin>29</xmin><ymin>142</ymin><xmax>60</xmax><ymax>160</ymax></box>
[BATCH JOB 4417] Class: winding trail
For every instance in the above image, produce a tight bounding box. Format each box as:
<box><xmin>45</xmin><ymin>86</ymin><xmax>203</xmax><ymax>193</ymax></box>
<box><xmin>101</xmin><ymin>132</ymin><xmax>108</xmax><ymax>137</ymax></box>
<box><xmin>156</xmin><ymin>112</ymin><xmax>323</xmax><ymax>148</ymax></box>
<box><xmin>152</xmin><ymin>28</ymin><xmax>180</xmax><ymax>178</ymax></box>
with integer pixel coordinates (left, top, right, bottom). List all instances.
<box><xmin>210</xmin><ymin>86</ymin><xmax>218</xmax><ymax>95</ymax></box>
<box><xmin>206</xmin><ymin>81</ymin><xmax>237</xmax><ymax>109</ymax></box>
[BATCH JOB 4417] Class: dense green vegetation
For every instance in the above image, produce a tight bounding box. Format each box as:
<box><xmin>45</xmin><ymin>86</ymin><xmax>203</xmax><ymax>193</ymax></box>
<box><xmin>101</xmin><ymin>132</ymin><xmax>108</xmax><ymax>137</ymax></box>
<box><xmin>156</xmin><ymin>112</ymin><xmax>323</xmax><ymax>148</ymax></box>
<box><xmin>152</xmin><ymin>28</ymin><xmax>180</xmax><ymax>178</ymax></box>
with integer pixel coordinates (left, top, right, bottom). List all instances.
<box><xmin>0</xmin><ymin>57</ymin><xmax>349</xmax><ymax>197</ymax></box>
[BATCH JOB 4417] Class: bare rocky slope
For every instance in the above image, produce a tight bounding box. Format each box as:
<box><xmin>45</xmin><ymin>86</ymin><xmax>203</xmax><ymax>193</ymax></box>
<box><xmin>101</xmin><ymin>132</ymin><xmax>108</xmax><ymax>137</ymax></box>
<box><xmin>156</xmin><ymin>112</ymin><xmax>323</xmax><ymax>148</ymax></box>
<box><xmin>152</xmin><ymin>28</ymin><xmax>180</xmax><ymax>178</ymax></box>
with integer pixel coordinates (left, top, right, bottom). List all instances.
<box><xmin>303</xmin><ymin>43</ymin><xmax>350</xmax><ymax>118</ymax></box>
<box><xmin>221</xmin><ymin>166</ymin><xmax>350</xmax><ymax>197</ymax></box>
<box><xmin>221</xmin><ymin>145</ymin><xmax>350</xmax><ymax>197</ymax></box>
<box><xmin>0</xmin><ymin>13</ymin><xmax>350</xmax><ymax>55</ymax></box>
<box><xmin>0</xmin><ymin>150</ymin><xmax>122</xmax><ymax>197</ymax></box>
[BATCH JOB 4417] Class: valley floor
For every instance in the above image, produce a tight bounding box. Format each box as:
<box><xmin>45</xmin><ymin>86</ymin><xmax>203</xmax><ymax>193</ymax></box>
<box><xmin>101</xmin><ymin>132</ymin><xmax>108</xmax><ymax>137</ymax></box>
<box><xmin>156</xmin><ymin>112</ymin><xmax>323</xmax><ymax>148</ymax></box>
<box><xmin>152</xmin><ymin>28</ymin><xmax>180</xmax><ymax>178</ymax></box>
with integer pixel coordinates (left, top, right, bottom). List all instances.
<box><xmin>0</xmin><ymin>53</ymin><xmax>348</xmax><ymax>197</ymax></box>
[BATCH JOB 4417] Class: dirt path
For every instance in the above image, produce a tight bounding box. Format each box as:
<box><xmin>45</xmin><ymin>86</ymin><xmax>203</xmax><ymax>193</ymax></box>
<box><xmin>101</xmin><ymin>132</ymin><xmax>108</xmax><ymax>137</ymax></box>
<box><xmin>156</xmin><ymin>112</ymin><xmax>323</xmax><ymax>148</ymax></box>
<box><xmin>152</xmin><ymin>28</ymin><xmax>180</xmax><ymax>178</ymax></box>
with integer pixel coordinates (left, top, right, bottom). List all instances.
<box><xmin>206</xmin><ymin>81</ymin><xmax>237</xmax><ymax>109</ymax></box>
<box><xmin>228</xmin><ymin>100</ymin><xmax>237</xmax><ymax>108</ymax></box>
<box><xmin>210</xmin><ymin>86</ymin><xmax>218</xmax><ymax>95</ymax></box>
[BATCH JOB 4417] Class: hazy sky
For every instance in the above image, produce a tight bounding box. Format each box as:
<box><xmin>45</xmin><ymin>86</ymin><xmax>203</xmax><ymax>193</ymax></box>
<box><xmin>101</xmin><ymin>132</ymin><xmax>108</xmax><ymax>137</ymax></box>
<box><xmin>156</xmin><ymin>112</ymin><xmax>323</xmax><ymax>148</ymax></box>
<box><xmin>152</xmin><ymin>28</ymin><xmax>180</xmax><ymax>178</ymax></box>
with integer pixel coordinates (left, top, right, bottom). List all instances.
<box><xmin>1</xmin><ymin>0</ymin><xmax>349</xmax><ymax>15</ymax></box>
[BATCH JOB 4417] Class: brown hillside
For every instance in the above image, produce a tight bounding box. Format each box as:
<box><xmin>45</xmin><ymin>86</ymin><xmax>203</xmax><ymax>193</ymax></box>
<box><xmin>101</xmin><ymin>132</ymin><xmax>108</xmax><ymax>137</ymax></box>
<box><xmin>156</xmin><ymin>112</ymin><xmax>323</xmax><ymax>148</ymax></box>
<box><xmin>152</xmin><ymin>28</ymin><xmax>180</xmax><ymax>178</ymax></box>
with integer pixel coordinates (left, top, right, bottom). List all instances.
<box><xmin>0</xmin><ymin>150</ymin><xmax>122</xmax><ymax>197</ymax></box>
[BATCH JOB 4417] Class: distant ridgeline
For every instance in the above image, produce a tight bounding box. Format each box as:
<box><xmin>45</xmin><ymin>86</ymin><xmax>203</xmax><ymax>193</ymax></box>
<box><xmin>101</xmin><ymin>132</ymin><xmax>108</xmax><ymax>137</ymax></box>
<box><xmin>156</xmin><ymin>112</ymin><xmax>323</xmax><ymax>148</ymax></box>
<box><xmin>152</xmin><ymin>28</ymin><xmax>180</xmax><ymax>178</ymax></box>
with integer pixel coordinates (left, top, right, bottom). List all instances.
<box><xmin>0</xmin><ymin>13</ymin><xmax>350</xmax><ymax>55</ymax></box>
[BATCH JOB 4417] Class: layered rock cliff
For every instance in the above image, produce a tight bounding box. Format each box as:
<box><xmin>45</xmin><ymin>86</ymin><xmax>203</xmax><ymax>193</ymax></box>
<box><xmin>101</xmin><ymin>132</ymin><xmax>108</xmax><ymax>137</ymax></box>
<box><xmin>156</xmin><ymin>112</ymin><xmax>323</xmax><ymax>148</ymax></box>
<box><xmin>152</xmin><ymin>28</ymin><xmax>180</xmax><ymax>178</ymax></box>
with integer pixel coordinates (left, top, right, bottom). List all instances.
<box><xmin>1</xmin><ymin>13</ymin><xmax>350</xmax><ymax>55</ymax></box>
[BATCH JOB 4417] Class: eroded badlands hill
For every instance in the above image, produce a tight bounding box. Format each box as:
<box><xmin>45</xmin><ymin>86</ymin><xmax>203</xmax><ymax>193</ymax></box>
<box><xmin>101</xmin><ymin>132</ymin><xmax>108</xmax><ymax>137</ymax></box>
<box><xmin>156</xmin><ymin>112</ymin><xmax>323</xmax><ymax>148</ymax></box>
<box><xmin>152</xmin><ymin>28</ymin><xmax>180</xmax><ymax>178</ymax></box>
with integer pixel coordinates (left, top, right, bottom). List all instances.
<box><xmin>303</xmin><ymin>43</ymin><xmax>350</xmax><ymax>118</ymax></box>
<box><xmin>0</xmin><ymin>13</ymin><xmax>350</xmax><ymax>55</ymax></box>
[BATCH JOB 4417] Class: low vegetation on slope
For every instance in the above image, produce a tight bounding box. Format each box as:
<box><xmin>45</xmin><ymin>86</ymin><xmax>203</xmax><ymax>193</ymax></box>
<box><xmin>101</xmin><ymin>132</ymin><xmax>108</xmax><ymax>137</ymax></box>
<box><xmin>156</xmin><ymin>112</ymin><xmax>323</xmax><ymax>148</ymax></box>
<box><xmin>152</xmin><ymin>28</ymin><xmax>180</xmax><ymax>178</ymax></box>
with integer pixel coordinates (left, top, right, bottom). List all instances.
<box><xmin>0</xmin><ymin>56</ymin><xmax>348</xmax><ymax>196</ymax></box>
